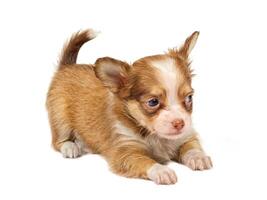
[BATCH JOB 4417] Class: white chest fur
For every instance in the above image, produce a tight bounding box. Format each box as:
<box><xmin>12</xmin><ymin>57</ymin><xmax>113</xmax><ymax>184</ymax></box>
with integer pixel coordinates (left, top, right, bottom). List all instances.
<box><xmin>145</xmin><ymin>130</ymin><xmax>195</xmax><ymax>162</ymax></box>
<box><xmin>114</xmin><ymin>120</ymin><xmax>196</xmax><ymax>163</ymax></box>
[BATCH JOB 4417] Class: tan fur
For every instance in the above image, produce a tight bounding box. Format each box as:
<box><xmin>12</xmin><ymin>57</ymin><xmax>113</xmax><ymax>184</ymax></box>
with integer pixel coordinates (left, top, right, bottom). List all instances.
<box><xmin>176</xmin><ymin>135</ymin><xmax>203</xmax><ymax>161</ymax></box>
<box><xmin>46</xmin><ymin>30</ymin><xmax>212</xmax><ymax>184</ymax></box>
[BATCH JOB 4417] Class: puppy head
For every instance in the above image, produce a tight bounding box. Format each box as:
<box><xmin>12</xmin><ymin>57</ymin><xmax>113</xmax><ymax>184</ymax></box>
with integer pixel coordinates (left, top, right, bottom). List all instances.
<box><xmin>95</xmin><ymin>32</ymin><xmax>199</xmax><ymax>139</ymax></box>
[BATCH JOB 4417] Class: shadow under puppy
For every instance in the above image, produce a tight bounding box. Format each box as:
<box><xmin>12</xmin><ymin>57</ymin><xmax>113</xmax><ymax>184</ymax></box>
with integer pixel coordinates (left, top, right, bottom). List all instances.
<box><xmin>47</xmin><ymin>29</ymin><xmax>212</xmax><ymax>184</ymax></box>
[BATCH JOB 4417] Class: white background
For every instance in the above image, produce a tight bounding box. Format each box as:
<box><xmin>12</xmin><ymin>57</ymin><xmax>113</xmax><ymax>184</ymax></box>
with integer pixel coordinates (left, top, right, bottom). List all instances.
<box><xmin>0</xmin><ymin>0</ymin><xmax>266</xmax><ymax>199</ymax></box>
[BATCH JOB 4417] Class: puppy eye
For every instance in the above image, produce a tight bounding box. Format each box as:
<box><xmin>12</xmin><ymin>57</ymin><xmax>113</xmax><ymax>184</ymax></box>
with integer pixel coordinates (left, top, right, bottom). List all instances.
<box><xmin>185</xmin><ymin>94</ymin><xmax>193</xmax><ymax>103</ymax></box>
<box><xmin>147</xmin><ymin>98</ymin><xmax>160</xmax><ymax>107</ymax></box>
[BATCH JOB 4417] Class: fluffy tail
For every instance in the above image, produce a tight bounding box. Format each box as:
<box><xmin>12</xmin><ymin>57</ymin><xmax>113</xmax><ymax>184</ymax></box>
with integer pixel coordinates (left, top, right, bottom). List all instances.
<box><xmin>59</xmin><ymin>29</ymin><xmax>98</xmax><ymax>68</ymax></box>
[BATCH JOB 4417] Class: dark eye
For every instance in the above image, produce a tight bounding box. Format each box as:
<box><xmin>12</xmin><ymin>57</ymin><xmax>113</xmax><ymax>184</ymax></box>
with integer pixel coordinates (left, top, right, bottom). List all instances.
<box><xmin>185</xmin><ymin>94</ymin><xmax>193</xmax><ymax>103</ymax></box>
<box><xmin>147</xmin><ymin>98</ymin><xmax>159</xmax><ymax>107</ymax></box>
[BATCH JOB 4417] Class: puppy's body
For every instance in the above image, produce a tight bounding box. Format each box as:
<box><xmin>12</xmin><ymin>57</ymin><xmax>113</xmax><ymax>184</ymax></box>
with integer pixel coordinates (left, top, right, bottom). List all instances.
<box><xmin>47</xmin><ymin>30</ymin><xmax>212</xmax><ymax>184</ymax></box>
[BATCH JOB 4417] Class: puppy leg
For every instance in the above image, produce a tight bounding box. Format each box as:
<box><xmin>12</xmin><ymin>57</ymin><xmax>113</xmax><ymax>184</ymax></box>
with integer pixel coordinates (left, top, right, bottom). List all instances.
<box><xmin>49</xmin><ymin>123</ymin><xmax>82</xmax><ymax>158</ymax></box>
<box><xmin>106</xmin><ymin>144</ymin><xmax>177</xmax><ymax>184</ymax></box>
<box><xmin>59</xmin><ymin>134</ymin><xmax>92</xmax><ymax>158</ymax></box>
<box><xmin>60</xmin><ymin>141</ymin><xmax>81</xmax><ymax>158</ymax></box>
<box><xmin>177</xmin><ymin>137</ymin><xmax>212</xmax><ymax>170</ymax></box>
<box><xmin>47</xmin><ymin>106</ymin><xmax>90</xmax><ymax>158</ymax></box>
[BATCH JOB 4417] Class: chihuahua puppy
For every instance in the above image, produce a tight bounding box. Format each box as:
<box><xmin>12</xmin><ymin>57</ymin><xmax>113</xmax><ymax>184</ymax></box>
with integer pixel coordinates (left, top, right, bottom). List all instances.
<box><xmin>47</xmin><ymin>29</ymin><xmax>212</xmax><ymax>184</ymax></box>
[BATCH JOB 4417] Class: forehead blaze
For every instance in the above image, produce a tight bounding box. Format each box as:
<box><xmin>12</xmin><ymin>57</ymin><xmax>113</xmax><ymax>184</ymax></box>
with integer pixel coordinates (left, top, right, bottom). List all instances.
<box><xmin>150</xmin><ymin>57</ymin><xmax>192</xmax><ymax>106</ymax></box>
<box><xmin>128</xmin><ymin>55</ymin><xmax>193</xmax><ymax>113</ymax></box>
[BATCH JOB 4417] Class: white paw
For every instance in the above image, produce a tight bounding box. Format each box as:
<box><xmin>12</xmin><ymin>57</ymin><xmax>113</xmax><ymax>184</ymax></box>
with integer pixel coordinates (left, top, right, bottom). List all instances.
<box><xmin>60</xmin><ymin>141</ymin><xmax>81</xmax><ymax>158</ymax></box>
<box><xmin>147</xmin><ymin>164</ymin><xmax>177</xmax><ymax>185</ymax></box>
<box><xmin>181</xmin><ymin>149</ymin><xmax>213</xmax><ymax>170</ymax></box>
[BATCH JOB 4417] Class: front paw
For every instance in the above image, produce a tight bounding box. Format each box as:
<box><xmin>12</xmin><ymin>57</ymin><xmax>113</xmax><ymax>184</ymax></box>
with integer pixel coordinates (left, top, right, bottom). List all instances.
<box><xmin>181</xmin><ymin>149</ymin><xmax>212</xmax><ymax>170</ymax></box>
<box><xmin>147</xmin><ymin>164</ymin><xmax>177</xmax><ymax>185</ymax></box>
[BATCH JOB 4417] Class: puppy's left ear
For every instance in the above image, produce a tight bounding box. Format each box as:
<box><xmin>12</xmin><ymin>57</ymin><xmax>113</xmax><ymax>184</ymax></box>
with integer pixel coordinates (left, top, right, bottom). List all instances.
<box><xmin>179</xmin><ymin>31</ymin><xmax>199</xmax><ymax>58</ymax></box>
<box><xmin>95</xmin><ymin>57</ymin><xmax>131</xmax><ymax>93</ymax></box>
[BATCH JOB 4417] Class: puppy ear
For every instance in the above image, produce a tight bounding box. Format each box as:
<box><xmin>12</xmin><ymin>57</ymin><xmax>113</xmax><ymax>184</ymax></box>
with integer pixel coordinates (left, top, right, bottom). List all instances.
<box><xmin>95</xmin><ymin>57</ymin><xmax>131</xmax><ymax>93</ymax></box>
<box><xmin>179</xmin><ymin>31</ymin><xmax>199</xmax><ymax>58</ymax></box>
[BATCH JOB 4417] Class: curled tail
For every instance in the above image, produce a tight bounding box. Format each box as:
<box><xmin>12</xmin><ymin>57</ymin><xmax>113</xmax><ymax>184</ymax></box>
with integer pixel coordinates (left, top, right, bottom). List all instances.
<box><xmin>59</xmin><ymin>29</ymin><xmax>98</xmax><ymax>68</ymax></box>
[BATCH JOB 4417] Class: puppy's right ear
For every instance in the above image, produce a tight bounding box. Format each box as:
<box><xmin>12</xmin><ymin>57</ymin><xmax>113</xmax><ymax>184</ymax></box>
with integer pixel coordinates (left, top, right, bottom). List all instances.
<box><xmin>95</xmin><ymin>57</ymin><xmax>131</xmax><ymax>93</ymax></box>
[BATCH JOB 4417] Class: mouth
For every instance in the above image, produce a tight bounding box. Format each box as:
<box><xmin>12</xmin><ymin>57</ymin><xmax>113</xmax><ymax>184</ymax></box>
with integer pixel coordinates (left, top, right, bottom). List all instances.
<box><xmin>165</xmin><ymin>127</ymin><xmax>185</xmax><ymax>136</ymax></box>
<box><xmin>153</xmin><ymin>129</ymin><xmax>184</xmax><ymax>139</ymax></box>
<box><xmin>152</xmin><ymin>126</ymin><xmax>185</xmax><ymax>139</ymax></box>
